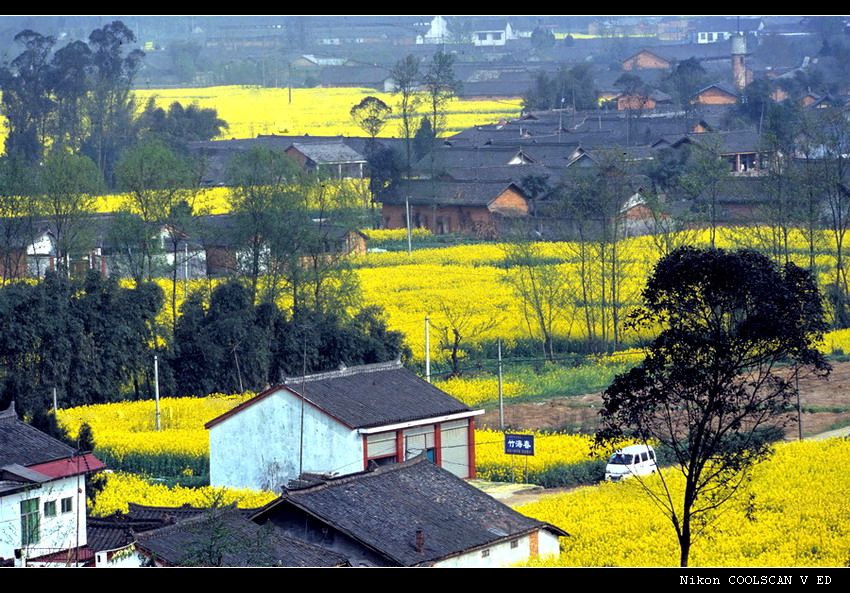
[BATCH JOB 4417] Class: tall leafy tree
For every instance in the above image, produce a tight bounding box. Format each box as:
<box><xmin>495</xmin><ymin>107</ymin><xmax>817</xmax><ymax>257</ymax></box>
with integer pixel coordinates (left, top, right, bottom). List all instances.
<box><xmin>598</xmin><ymin>247</ymin><xmax>830</xmax><ymax>567</ymax></box>
<box><xmin>38</xmin><ymin>151</ymin><xmax>104</xmax><ymax>274</ymax></box>
<box><xmin>49</xmin><ymin>40</ymin><xmax>92</xmax><ymax>153</ymax></box>
<box><xmin>226</xmin><ymin>146</ymin><xmax>303</xmax><ymax>305</ymax></box>
<box><xmin>350</xmin><ymin>96</ymin><xmax>392</xmax><ymax>142</ymax></box>
<box><xmin>83</xmin><ymin>20</ymin><xmax>145</xmax><ymax>186</ymax></box>
<box><xmin>422</xmin><ymin>49</ymin><xmax>461</xmax><ymax>139</ymax></box>
<box><xmin>390</xmin><ymin>54</ymin><xmax>421</xmax><ymax>177</ymax></box>
<box><xmin>0</xmin><ymin>157</ymin><xmax>39</xmax><ymax>284</ymax></box>
<box><xmin>116</xmin><ymin>138</ymin><xmax>194</xmax><ymax>282</ymax></box>
<box><xmin>0</xmin><ymin>30</ymin><xmax>56</xmax><ymax>163</ymax></box>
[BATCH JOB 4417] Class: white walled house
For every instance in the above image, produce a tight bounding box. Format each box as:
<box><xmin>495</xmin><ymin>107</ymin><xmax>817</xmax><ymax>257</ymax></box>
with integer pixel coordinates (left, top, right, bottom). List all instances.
<box><xmin>251</xmin><ymin>456</ymin><xmax>567</xmax><ymax>567</ymax></box>
<box><xmin>0</xmin><ymin>403</ymin><xmax>105</xmax><ymax>566</ymax></box>
<box><xmin>206</xmin><ymin>360</ymin><xmax>483</xmax><ymax>491</ymax></box>
<box><xmin>417</xmin><ymin>16</ymin><xmax>451</xmax><ymax>45</ymax></box>
<box><xmin>471</xmin><ymin>19</ymin><xmax>517</xmax><ymax>47</ymax></box>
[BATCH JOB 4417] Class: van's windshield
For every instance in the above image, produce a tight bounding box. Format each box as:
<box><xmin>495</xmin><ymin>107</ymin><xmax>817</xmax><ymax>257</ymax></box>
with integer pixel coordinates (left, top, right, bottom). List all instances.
<box><xmin>609</xmin><ymin>453</ymin><xmax>633</xmax><ymax>465</ymax></box>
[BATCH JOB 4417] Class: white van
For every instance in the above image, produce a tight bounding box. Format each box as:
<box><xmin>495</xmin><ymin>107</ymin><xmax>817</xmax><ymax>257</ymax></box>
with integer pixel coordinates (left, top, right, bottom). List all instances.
<box><xmin>604</xmin><ymin>444</ymin><xmax>657</xmax><ymax>482</ymax></box>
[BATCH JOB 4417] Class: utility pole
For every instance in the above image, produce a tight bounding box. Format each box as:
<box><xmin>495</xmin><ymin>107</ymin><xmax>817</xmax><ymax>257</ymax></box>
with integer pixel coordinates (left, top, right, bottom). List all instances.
<box><xmin>53</xmin><ymin>387</ymin><xmax>57</xmax><ymax>414</ymax></box>
<box><xmin>498</xmin><ymin>338</ymin><xmax>504</xmax><ymax>430</ymax></box>
<box><xmin>405</xmin><ymin>195</ymin><xmax>413</xmax><ymax>255</ymax></box>
<box><xmin>425</xmin><ymin>315</ymin><xmax>431</xmax><ymax>383</ymax></box>
<box><xmin>154</xmin><ymin>355</ymin><xmax>161</xmax><ymax>431</ymax></box>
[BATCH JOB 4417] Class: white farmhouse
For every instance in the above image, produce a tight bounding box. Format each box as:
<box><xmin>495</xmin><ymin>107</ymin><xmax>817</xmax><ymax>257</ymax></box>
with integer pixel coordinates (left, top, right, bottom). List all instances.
<box><xmin>0</xmin><ymin>403</ymin><xmax>105</xmax><ymax>566</ymax></box>
<box><xmin>206</xmin><ymin>360</ymin><xmax>483</xmax><ymax>491</ymax></box>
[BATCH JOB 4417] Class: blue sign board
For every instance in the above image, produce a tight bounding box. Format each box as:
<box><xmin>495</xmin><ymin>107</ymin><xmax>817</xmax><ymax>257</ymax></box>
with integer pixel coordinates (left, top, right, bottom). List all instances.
<box><xmin>504</xmin><ymin>433</ymin><xmax>534</xmax><ymax>456</ymax></box>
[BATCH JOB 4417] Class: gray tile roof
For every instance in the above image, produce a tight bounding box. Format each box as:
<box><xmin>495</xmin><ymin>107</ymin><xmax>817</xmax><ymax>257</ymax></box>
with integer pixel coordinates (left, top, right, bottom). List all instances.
<box><xmin>380</xmin><ymin>179</ymin><xmax>529</xmax><ymax>209</ymax></box>
<box><xmin>319</xmin><ymin>65</ymin><xmax>391</xmax><ymax>87</ymax></box>
<box><xmin>0</xmin><ymin>403</ymin><xmax>75</xmax><ymax>468</ymax></box>
<box><xmin>135</xmin><ymin>509</ymin><xmax>348</xmax><ymax>567</ymax></box>
<box><xmin>255</xmin><ymin>456</ymin><xmax>567</xmax><ymax>566</ymax></box>
<box><xmin>281</xmin><ymin>360</ymin><xmax>473</xmax><ymax>429</ymax></box>
<box><xmin>288</xmin><ymin>141</ymin><xmax>366</xmax><ymax>165</ymax></box>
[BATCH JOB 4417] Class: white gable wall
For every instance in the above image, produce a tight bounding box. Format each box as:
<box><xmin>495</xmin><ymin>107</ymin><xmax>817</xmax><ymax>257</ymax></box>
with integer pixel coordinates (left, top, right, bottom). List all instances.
<box><xmin>433</xmin><ymin>529</ymin><xmax>561</xmax><ymax>567</ymax></box>
<box><xmin>209</xmin><ymin>389</ymin><xmax>363</xmax><ymax>491</ymax></box>
<box><xmin>0</xmin><ymin>476</ymin><xmax>88</xmax><ymax>563</ymax></box>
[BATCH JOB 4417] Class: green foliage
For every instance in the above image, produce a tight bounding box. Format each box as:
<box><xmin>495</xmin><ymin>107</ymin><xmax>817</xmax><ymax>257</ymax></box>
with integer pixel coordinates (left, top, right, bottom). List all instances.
<box><xmin>38</xmin><ymin>151</ymin><xmax>105</xmax><ymax>265</ymax></box>
<box><xmin>0</xmin><ymin>270</ymin><xmax>163</xmax><ymax>416</ymax></box>
<box><xmin>0</xmin><ymin>21</ymin><xmax>144</xmax><ymax>184</ymax></box>
<box><xmin>116</xmin><ymin>138</ymin><xmax>195</xmax><ymax>281</ymax></box>
<box><xmin>523</xmin><ymin>64</ymin><xmax>597</xmax><ymax>111</ymax></box>
<box><xmin>661</xmin><ymin>58</ymin><xmax>709</xmax><ymax>108</ymax></box>
<box><xmin>530</xmin><ymin>26</ymin><xmax>556</xmax><ymax>51</ymax></box>
<box><xmin>137</xmin><ymin>98</ymin><xmax>227</xmax><ymax>153</ymax></box>
<box><xmin>350</xmin><ymin>95</ymin><xmax>392</xmax><ymax>139</ymax></box>
<box><xmin>170</xmin><ymin>281</ymin><xmax>408</xmax><ymax>396</ymax></box>
<box><xmin>412</xmin><ymin>116</ymin><xmax>435</xmax><ymax>162</ymax></box>
<box><xmin>599</xmin><ymin>247</ymin><xmax>830</xmax><ymax>566</ymax></box>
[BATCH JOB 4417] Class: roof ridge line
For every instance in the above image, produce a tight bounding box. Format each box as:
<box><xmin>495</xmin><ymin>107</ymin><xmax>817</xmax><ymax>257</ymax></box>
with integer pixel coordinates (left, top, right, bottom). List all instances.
<box><xmin>284</xmin><ymin>358</ymin><xmax>402</xmax><ymax>384</ymax></box>
<box><xmin>285</xmin><ymin>455</ymin><xmax>427</xmax><ymax>494</ymax></box>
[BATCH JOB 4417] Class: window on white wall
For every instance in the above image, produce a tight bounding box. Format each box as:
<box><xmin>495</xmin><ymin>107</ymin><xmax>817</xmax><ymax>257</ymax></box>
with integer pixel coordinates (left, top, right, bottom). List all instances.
<box><xmin>20</xmin><ymin>498</ymin><xmax>40</xmax><ymax>546</ymax></box>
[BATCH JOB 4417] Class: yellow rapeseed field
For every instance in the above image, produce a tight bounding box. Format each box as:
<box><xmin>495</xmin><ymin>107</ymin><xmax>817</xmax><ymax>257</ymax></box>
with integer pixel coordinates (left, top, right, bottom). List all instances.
<box><xmin>58</xmin><ymin>393</ymin><xmax>253</xmax><ymax>474</ymax></box>
<box><xmin>134</xmin><ymin>86</ymin><xmax>521</xmax><ymax>139</ymax></box>
<box><xmin>0</xmin><ymin>86</ymin><xmax>521</xmax><ymax>150</ymax></box>
<box><xmin>119</xmin><ymin>226</ymin><xmax>850</xmax><ymax>367</ymax></box>
<box><xmin>476</xmin><ymin>429</ymin><xmax>608</xmax><ymax>474</ymax></box>
<box><xmin>91</xmin><ymin>471</ymin><xmax>276</xmax><ymax>516</ymax></box>
<box><xmin>520</xmin><ymin>438</ymin><xmax>850</xmax><ymax>567</ymax></box>
<box><xmin>436</xmin><ymin>376</ymin><xmax>523</xmax><ymax>408</ymax></box>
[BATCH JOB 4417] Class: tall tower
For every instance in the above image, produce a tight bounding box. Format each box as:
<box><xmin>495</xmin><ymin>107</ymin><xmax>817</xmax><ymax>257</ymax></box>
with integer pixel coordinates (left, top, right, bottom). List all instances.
<box><xmin>732</xmin><ymin>32</ymin><xmax>748</xmax><ymax>92</ymax></box>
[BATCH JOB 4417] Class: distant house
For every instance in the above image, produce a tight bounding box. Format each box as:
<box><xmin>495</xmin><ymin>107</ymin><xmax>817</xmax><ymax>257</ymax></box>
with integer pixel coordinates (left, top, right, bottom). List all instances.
<box><xmin>690</xmin><ymin>83</ymin><xmax>738</xmax><ymax>106</ymax></box>
<box><xmin>621</xmin><ymin>48</ymin><xmax>672</xmax><ymax>71</ymax></box>
<box><xmin>251</xmin><ymin>456</ymin><xmax>568</xmax><ymax>567</ymax></box>
<box><xmin>318</xmin><ymin>65</ymin><xmax>394</xmax><ymax>91</ymax></box>
<box><xmin>616</xmin><ymin>89</ymin><xmax>673</xmax><ymax>111</ymax></box>
<box><xmin>285</xmin><ymin>142</ymin><xmax>367</xmax><ymax>179</ymax></box>
<box><xmin>470</xmin><ymin>18</ymin><xmax>518</xmax><ymax>47</ymax></box>
<box><xmin>206</xmin><ymin>360</ymin><xmax>483</xmax><ymax>491</ymax></box>
<box><xmin>378</xmin><ymin>179</ymin><xmax>532</xmax><ymax>237</ymax></box>
<box><xmin>690</xmin><ymin>16</ymin><xmax>764</xmax><ymax>44</ymax></box>
<box><xmin>0</xmin><ymin>403</ymin><xmax>105</xmax><ymax>566</ymax></box>
<box><xmin>655</xmin><ymin>130</ymin><xmax>766</xmax><ymax>175</ymax></box>
<box><xmin>0</xmin><ymin>218</ymin><xmax>110</xmax><ymax>281</ymax></box>
<box><xmin>417</xmin><ymin>16</ymin><xmax>451</xmax><ymax>44</ymax></box>
<box><xmin>198</xmin><ymin>213</ymin><xmax>366</xmax><ymax>278</ymax></box>
<box><xmin>621</xmin><ymin>44</ymin><xmax>733</xmax><ymax>71</ymax></box>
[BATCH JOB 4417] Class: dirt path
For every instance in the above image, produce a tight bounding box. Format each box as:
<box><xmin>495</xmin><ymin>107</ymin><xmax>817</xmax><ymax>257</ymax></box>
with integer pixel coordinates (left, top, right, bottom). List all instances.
<box><xmin>481</xmin><ymin>360</ymin><xmax>850</xmax><ymax>438</ymax></box>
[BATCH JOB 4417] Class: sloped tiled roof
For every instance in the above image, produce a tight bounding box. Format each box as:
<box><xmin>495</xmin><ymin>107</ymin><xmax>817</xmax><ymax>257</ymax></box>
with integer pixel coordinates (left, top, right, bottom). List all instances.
<box><xmin>254</xmin><ymin>457</ymin><xmax>567</xmax><ymax>566</ymax></box>
<box><xmin>380</xmin><ymin>179</ymin><xmax>529</xmax><ymax>209</ymax></box>
<box><xmin>207</xmin><ymin>360</ymin><xmax>475</xmax><ymax>430</ymax></box>
<box><xmin>135</xmin><ymin>509</ymin><xmax>348</xmax><ymax>567</ymax></box>
<box><xmin>0</xmin><ymin>403</ymin><xmax>75</xmax><ymax>467</ymax></box>
<box><xmin>287</xmin><ymin>141</ymin><xmax>366</xmax><ymax>165</ymax></box>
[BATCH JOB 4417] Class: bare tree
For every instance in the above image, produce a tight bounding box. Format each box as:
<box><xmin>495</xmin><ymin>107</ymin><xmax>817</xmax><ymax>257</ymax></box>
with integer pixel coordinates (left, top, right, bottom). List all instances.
<box><xmin>503</xmin><ymin>239</ymin><xmax>575</xmax><ymax>360</ymax></box>
<box><xmin>430</xmin><ymin>300</ymin><xmax>500</xmax><ymax>377</ymax></box>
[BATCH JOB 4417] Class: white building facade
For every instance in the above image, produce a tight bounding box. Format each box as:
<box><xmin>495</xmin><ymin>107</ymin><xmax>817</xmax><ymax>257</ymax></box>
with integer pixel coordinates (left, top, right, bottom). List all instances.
<box><xmin>207</xmin><ymin>361</ymin><xmax>482</xmax><ymax>491</ymax></box>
